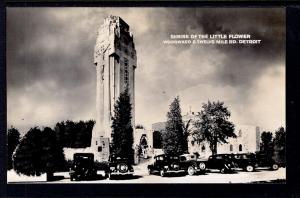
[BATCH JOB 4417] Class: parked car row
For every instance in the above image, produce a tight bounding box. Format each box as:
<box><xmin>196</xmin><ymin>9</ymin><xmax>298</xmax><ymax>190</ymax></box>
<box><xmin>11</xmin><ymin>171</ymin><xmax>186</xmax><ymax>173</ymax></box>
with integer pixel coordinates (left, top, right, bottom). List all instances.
<box><xmin>69</xmin><ymin>153</ymin><xmax>134</xmax><ymax>181</ymax></box>
<box><xmin>148</xmin><ymin>152</ymin><xmax>279</xmax><ymax>177</ymax></box>
<box><xmin>69</xmin><ymin>152</ymin><xmax>280</xmax><ymax>181</ymax></box>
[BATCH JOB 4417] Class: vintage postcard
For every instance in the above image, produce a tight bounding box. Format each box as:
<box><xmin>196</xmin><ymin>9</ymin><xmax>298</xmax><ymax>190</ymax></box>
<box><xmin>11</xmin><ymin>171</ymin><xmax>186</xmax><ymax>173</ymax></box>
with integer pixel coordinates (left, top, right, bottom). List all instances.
<box><xmin>7</xmin><ymin>7</ymin><xmax>285</xmax><ymax>184</ymax></box>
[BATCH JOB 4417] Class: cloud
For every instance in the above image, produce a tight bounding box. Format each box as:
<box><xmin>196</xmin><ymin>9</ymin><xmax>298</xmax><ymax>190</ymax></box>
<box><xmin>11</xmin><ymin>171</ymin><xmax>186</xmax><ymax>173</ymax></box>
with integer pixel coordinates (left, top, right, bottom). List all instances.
<box><xmin>7</xmin><ymin>8</ymin><xmax>285</xmax><ymax>133</ymax></box>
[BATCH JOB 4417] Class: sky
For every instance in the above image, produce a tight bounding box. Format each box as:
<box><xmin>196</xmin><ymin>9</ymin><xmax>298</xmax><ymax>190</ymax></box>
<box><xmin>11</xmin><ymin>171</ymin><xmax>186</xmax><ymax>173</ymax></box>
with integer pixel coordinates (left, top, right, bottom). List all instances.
<box><xmin>7</xmin><ymin>7</ymin><xmax>285</xmax><ymax>134</ymax></box>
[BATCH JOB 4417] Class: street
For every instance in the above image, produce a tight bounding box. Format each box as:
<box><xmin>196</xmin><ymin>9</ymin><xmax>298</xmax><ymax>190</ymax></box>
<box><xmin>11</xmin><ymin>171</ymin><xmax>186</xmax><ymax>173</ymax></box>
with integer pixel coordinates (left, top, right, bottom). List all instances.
<box><xmin>8</xmin><ymin>167</ymin><xmax>286</xmax><ymax>184</ymax></box>
<box><xmin>55</xmin><ymin>167</ymin><xmax>286</xmax><ymax>184</ymax></box>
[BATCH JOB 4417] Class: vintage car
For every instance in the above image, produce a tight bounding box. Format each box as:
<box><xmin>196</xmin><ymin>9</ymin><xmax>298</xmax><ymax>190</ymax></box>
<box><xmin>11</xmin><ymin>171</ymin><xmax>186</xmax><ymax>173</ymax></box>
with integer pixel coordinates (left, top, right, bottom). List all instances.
<box><xmin>69</xmin><ymin>153</ymin><xmax>96</xmax><ymax>181</ymax></box>
<box><xmin>147</xmin><ymin>154</ymin><xmax>185</xmax><ymax>177</ymax></box>
<box><xmin>232</xmin><ymin>153</ymin><xmax>257</xmax><ymax>172</ymax></box>
<box><xmin>107</xmin><ymin>155</ymin><xmax>134</xmax><ymax>179</ymax></box>
<box><xmin>206</xmin><ymin>154</ymin><xmax>236</xmax><ymax>173</ymax></box>
<box><xmin>179</xmin><ymin>154</ymin><xmax>206</xmax><ymax>175</ymax></box>
<box><xmin>255</xmin><ymin>152</ymin><xmax>279</xmax><ymax>170</ymax></box>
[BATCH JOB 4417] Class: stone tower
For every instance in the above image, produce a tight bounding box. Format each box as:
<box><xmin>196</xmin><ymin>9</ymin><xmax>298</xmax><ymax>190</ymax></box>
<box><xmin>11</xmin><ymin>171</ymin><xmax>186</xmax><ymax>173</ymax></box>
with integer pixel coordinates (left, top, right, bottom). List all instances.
<box><xmin>92</xmin><ymin>16</ymin><xmax>137</xmax><ymax>153</ymax></box>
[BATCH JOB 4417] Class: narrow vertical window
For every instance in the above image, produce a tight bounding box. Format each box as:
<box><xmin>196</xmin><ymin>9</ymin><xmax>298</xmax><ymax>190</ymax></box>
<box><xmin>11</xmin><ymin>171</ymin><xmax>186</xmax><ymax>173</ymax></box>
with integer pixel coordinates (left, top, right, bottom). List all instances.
<box><xmin>124</xmin><ymin>58</ymin><xmax>129</xmax><ymax>84</ymax></box>
<box><xmin>238</xmin><ymin>130</ymin><xmax>242</xmax><ymax>137</ymax></box>
<box><xmin>201</xmin><ymin>145</ymin><xmax>206</xmax><ymax>152</ymax></box>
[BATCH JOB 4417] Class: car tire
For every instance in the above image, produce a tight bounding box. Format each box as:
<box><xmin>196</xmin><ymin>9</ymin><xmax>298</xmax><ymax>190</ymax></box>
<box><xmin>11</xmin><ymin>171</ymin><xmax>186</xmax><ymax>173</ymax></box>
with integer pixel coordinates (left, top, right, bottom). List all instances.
<box><xmin>160</xmin><ymin>169</ymin><xmax>166</xmax><ymax>177</ymax></box>
<box><xmin>148</xmin><ymin>168</ymin><xmax>152</xmax><ymax>175</ymax></box>
<box><xmin>220</xmin><ymin>168</ymin><xmax>226</xmax><ymax>174</ymax></box>
<box><xmin>271</xmin><ymin>164</ymin><xmax>279</xmax><ymax>170</ymax></box>
<box><xmin>187</xmin><ymin>166</ymin><xmax>195</xmax><ymax>176</ymax></box>
<box><xmin>70</xmin><ymin>176</ymin><xmax>73</xmax><ymax>181</ymax></box>
<box><xmin>199</xmin><ymin>162</ymin><xmax>206</xmax><ymax>171</ymax></box>
<box><xmin>246</xmin><ymin>165</ymin><xmax>254</xmax><ymax>172</ymax></box>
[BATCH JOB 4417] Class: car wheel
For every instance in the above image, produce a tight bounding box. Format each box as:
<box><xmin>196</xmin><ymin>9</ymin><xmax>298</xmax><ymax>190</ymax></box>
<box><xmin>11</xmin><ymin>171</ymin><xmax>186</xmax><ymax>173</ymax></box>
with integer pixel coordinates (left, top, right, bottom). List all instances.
<box><xmin>199</xmin><ymin>162</ymin><xmax>206</xmax><ymax>171</ymax></box>
<box><xmin>246</xmin><ymin>165</ymin><xmax>254</xmax><ymax>172</ymax></box>
<box><xmin>272</xmin><ymin>164</ymin><xmax>279</xmax><ymax>170</ymax></box>
<box><xmin>70</xmin><ymin>176</ymin><xmax>73</xmax><ymax>181</ymax></box>
<box><xmin>148</xmin><ymin>168</ymin><xmax>152</xmax><ymax>175</ymax></box>
<box><xmin>160</xmin><ymin>169</ymin><xmax>166</xmax><ymax>177</ymax></box>
<box><xmin>187</xmin><ymin>166</ymin><xmax>195</xmax><ymax>176</ymax></box>
<box><xmin>220</xmin><ymin>168</ymin><xmax>226</xmax><ymax>174</ymax></box>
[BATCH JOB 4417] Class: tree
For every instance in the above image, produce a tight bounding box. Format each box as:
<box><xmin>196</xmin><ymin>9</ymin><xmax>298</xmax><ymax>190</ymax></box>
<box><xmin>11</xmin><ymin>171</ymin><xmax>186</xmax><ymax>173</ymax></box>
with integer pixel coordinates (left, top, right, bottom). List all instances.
<box><xmin>40</xmin><ymin>127</ymin><xmax>65</xmax><ymax>180</ymax></box>
<box><xmin>162</xmin><ymin>96</ymin><xmax>188</xmax><ymax>155</ymax></box>
<box><xmin>13</xmin><ymin>127</ymin><xmax>43</xmax><ymax>176</ymax></box>
<box><xmin>7</xmin><ymin>126</ymin><xmax>20</xmax><ymax>170</ymax></box>
<box><xmin>273</xmin><ymin>127</ymin><xmax>286</xmax><ymax>165</ymax></box>
<box><xmin>153</xmin><ymin>131</ymin><xmax>163</xmax><ymax>149</ymax></box>
<box><xmin>260</xmin><ymin>131</ymin><xmax>273</xmax><ymax>151</ymax></box>
<box><xmin>13</xmin><ymin>127</ymin><xmax>65</xmax><ymax>179</ymax></box>
<box><xmin>192</xmin><ymin>101</ymin><xmax>236</xmax><ymax>155</ymax></box>
<box><xmin>111</xmin><ymin>88</ymin><xmax>134</xmax><ymax>163</ymax></box>
<box><xmin>260</xmin><ymin>131</ymin><xmax>275</xmax><ymax>161</ymax></box>
<box><xmin>182</xmin><ymin>119</ymin><xmax>192</xmax><ymax>156</ymax></box>
<box><xmin>54</xmin><ymin>120</ymin><xmax>95</xmax><ymax>148</ymax></box>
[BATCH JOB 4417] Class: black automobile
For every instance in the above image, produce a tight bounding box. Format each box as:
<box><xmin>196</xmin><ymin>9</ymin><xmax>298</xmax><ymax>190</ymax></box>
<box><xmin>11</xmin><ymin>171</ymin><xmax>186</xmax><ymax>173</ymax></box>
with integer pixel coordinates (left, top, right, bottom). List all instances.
<box><xmin>107</xmin><ymin>155</ymin><xmax>134</xmax><ymax>179</ymax></box>
<box><xmin>148</xmin><ymin>154</ymin><xmax>185</xmax><ymax>177</ymax></box>
<box><xmin>179</xmin><ymin>154</ymin><xmax>206</xmax><ymax>176</ymax></box>
<box><xmin>206</xmin><ymin>154</ymin><xmax>236</xmax><ymax>173</ymax></box>
<box><xmin>232</xmin><ymin>153</ymin><xmax>257</xmax><ymax>172</ymax></box>
<box><xmin>255</xmin><ymin>153</ymin><xmax>279</xmax><ymax>170</ymax></box>
<box><xmin>69</xmin><ymin>153</ymin><xmax>96</xmax><ymax>181</ymax></box>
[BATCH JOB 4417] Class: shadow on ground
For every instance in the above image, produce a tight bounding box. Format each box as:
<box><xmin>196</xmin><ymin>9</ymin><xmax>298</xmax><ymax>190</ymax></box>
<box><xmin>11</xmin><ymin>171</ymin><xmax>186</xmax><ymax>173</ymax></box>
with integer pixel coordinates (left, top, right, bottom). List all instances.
<box><xmin>108</xmin><ymin>175</ymin><xmax>143</xmax><ymax>180</ymax></box>
<box><xmin>250</xmin><ymin>179</ymin><xmax>286</xmax><ymax>184</ymax></box>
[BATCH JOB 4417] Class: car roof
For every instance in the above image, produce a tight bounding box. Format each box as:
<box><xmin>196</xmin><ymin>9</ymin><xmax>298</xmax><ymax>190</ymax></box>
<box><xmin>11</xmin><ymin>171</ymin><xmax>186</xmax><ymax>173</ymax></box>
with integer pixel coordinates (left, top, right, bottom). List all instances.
<box><xmin>155</xmin><ymin>154</ymin><xmax>178</xmax><ymax>158</ymax></box>
<box><xmin>234</xmin><ymin>153</ymin><xmax>255</xmax><ymax>155</ymax></box>
<box><xmin>180</xmin><ymin>154</ymin><xmax>194</xmax><ymax>157</ymax></box>
<box><xmin>74</xmin><ymin>153</ymin><xmax>94</xmax><ymax>156</ymax></box>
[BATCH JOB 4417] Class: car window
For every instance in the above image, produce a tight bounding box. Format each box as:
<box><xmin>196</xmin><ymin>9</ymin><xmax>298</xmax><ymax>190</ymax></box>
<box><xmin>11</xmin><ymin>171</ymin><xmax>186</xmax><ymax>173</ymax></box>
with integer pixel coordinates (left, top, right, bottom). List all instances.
<box><xmin>180</xmin><ymin>156</ymin><xmax>186</xmax><ymax>161</ymax></box>
<box><xmin>216</xmin><ymin>156</ymin><xmax>223</xmax><ymax>159</ymax></box>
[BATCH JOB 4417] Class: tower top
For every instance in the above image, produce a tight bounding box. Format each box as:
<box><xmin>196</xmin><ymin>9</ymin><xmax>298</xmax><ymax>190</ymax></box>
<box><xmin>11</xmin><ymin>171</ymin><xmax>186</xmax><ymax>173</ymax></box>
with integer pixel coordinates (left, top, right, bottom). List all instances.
<box><xmin>97</xmin><ymin>15</ymin><xmax>132</xmax><ymax>37</ymax></box>
<box><xmin>105</xmin><ymin>15</ymin><xmax>129</xmax><ymax>30</ymax></box>
<box><xmin>94</xmin><ymin>15</ymin><xmax>136</xmax><ymax>65</ymax></box>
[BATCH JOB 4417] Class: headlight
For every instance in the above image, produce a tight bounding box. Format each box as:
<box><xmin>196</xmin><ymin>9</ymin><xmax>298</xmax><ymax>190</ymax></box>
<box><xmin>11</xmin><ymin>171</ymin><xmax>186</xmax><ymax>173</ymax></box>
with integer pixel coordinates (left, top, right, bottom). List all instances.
<box><xmin>164</xmin><ymin>165</ymin><xmax>169</xmax><ymax>169</ymax></box>
<box><xmin>110</xmin><ymin>167</ymin><xmax>115</xmax><ymax>170</ymax></box>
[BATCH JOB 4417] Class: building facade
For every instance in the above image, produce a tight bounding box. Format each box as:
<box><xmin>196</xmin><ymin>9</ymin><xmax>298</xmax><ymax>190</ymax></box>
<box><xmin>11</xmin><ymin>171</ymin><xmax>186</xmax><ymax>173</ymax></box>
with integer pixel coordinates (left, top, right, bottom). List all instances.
<box><xmin>184</xmin><ymin>111</ymin><xmax>260</xmax><ymax>158</ymax></box>
<box><xmin>152</xmin><ymin>111</ymin><xmax>260</xmax><ymax>158</ymax></box>
<box><xmin>91</xmin><ymin>16</ymin><xmax>137</xmax><ymax>161</ymax></box>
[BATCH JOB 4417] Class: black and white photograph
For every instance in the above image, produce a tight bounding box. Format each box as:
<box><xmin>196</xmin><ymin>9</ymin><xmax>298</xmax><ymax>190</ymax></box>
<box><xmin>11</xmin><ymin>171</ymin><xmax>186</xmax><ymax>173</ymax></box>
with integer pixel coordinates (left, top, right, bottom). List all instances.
<box><xmin>7</xmin><ymin>7</ymin><xmax>286</xmax><ymax>183</ymax></box>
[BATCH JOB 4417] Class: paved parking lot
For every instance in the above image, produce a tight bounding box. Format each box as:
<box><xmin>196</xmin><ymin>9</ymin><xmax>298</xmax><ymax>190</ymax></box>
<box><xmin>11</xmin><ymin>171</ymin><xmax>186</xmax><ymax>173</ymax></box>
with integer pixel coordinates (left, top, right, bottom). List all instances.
<box><xmin>7</xmin><ymin>155</ymin><xmax>286</xmax><ymax>184</ymax></box>
<box><xmin>7</xmin><ymin>167</ymin><xmax>285</xmax><ymax>184</ymax></box>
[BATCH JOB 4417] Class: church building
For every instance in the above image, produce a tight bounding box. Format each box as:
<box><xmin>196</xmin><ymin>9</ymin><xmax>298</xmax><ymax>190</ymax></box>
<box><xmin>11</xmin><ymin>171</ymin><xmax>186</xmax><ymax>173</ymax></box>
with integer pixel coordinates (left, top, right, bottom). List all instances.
<box><xmin>151</xmin><ymin>110</ymin><xmax>261</xmax><ymax>158</ymax></box>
